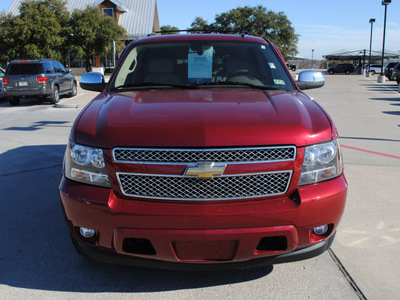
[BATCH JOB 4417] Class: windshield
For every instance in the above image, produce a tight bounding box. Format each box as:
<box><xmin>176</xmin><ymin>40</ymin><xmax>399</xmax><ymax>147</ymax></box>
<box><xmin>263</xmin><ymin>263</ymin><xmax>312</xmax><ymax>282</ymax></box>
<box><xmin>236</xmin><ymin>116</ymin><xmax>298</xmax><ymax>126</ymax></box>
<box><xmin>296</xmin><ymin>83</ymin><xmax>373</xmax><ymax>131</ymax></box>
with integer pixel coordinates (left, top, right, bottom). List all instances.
<box><xmin>110</xmin><ymin>40</ymin><xmax>295</xmax><ymax>91</ymax></box>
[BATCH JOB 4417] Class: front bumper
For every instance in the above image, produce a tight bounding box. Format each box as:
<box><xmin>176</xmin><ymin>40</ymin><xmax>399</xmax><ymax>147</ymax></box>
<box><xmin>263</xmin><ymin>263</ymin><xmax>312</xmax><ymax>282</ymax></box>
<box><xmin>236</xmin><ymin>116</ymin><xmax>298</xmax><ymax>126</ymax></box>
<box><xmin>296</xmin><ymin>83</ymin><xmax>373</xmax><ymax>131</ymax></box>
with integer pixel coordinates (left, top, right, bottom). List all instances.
<box><xmin>71</xmin><ymin>231</ymin><xmax>336</xmax><ymax>270</ymax></box>
<box><xmin>60</xmin><ymin>174</ymin><xmax>347</xmax><ymax>268</ymax></box>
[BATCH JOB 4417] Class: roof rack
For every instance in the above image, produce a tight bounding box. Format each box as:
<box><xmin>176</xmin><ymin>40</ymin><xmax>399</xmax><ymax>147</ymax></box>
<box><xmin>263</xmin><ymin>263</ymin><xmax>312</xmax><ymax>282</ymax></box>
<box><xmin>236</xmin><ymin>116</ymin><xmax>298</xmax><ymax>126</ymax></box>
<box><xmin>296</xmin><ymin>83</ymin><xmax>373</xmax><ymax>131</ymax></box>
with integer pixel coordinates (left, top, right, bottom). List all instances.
<box><xmin>147</xmin><ymin>29</ymin><xmax>252</xmax><ymax>37</ymax></box>
<box><xmin>11</xmin><ymin>58</ymin><xmax>53</xmax><ymax>62</ymax></box>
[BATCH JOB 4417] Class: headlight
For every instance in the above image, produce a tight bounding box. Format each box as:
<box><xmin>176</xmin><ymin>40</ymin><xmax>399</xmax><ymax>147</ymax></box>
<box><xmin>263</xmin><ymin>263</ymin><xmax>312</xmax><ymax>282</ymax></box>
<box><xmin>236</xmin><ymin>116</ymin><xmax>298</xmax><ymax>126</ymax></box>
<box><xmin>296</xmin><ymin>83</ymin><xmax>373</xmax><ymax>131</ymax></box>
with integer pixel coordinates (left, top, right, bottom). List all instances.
<box><xmin>299</xmin><ymin>139</ymin><xmax>343</xmax><ymax>186</ymax></box>
<box><xmin>64</xmin><ymin>142</ymin><xmax>111</xmax><ymax>187</ymax></box>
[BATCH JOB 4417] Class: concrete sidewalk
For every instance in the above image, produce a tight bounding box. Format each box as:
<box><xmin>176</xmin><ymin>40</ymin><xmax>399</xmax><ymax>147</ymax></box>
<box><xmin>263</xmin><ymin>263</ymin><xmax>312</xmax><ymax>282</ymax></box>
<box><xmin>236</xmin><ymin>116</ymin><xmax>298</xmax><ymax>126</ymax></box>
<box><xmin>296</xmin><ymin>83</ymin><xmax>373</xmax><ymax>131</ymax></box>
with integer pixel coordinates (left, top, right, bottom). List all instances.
<box><xmin>307</xmin><ymin>73</ymin><xmax>400</xmax><ymax>299</ymax></box>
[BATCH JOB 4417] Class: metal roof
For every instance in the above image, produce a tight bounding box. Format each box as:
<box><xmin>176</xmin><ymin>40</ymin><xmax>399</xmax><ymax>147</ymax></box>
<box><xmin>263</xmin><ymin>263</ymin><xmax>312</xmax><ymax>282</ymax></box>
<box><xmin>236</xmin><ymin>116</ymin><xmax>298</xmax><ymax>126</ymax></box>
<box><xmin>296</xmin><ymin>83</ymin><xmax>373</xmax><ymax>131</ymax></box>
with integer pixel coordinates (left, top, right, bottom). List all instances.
<box><xmin>6</xmin><ymin>0</ymin><xmax>158</xmax><ymax>39</ymax></box>
<box><xmin>323</xmin><ymin>49</ymin><xmax>400</xmax><ymax>60</ymax></box>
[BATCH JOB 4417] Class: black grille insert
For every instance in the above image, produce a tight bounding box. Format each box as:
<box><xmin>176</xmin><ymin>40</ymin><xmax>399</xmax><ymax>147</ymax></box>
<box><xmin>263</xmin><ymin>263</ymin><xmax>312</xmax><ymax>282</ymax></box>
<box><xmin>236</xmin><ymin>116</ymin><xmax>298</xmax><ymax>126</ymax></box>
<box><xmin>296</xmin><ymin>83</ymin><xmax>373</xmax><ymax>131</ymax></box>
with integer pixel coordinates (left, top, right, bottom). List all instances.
<box><xmin>256</xmin><ymin>236</ymin><xmax>287</xmax><ymax>251</ymax></box>
<box><xmin>123</xmin><ymin>238</ymin><xmax>156</xmax><ymax>255</ymax></box>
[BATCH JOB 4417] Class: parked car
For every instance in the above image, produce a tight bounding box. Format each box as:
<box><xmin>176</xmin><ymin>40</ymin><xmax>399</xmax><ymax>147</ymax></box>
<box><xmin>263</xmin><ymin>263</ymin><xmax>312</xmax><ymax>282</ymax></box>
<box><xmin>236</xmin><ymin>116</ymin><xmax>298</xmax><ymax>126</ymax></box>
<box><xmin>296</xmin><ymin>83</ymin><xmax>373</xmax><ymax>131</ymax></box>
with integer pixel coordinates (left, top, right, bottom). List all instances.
<box><xmin>365</xmin><ymin>64</ymin><xmax>383</xmax><ymax>75</ymax></box>
<box><xmin>286</xmin><ymin>63</ymin><xmax>298</xmax><ymax>71</ymax></box>
<box><xmin>0</xmin><ymin>67</ymin><xmax>5</xmax><ymax>98</ymax></box>
<box><xmin>327</xmin><ymin>64</ymin><xmax>354</xmax><ymax>74</ymax></box>
<box><xmin>391</xmin><ymin>63</ymin><xmax>400</xmax><ymax>84</ymax></box>
<box><xmin>384</xmin><ymin>62</ymin><xmax>399</xmax><ymax>80</ymax></box>
<box><xmin>60</xmin><ymin>33</ymin><xmax>347</xmax><ymax>269</ymax></box>
<box><xmin>1</xmin><ymin>59</ymin><xmax>77</xmax><ymax>106</ymax></box>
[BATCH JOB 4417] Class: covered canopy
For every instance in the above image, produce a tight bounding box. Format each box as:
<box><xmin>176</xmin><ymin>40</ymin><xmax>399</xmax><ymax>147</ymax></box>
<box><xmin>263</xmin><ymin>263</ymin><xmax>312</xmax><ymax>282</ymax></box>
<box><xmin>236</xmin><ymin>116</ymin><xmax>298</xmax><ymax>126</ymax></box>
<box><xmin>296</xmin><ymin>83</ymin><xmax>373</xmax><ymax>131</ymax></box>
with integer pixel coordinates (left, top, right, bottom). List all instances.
<box><xmin>323</xmin><ymin>49</ymin><xmax>399</xmax><ymax>61</ymax></box>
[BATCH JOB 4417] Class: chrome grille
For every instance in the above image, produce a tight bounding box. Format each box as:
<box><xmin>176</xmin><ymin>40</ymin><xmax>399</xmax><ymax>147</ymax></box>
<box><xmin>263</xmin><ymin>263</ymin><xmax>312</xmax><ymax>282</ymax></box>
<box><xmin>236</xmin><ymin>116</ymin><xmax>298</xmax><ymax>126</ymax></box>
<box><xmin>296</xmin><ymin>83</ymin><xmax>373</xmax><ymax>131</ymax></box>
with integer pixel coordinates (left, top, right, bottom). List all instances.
<box><xmin>113</xmin><ymin>146</ymin><xmax>296</xmax><ymax>164</ymax></box>
<box><xmin>117</xmin><ymin>171</ymin><xmax>292</xmax><ymax>201</ymax></box>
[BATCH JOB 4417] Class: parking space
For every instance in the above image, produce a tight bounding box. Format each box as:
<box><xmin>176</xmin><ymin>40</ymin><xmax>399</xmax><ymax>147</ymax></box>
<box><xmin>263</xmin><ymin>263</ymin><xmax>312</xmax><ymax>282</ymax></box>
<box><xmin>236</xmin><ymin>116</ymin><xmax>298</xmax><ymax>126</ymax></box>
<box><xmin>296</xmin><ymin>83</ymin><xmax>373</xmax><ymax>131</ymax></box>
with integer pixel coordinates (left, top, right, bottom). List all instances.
<box><xmin>306</xmin><ymin>73</ymin><xmax>400</xmax><ymax>299</ymax></box>
<box><xmin>0</xmin><ymin>73</ymin><xmax>399</xmax><ymax>299</ymax></box>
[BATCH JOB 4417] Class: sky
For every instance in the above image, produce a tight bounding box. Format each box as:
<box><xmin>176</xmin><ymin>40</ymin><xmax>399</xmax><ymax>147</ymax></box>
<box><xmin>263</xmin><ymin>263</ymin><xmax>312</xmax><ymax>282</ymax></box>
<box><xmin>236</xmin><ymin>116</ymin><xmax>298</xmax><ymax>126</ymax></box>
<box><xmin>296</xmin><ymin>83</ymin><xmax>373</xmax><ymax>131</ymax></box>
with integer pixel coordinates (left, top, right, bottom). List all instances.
<box><xmin>1</xmin><ymin>0</ymin><xmax>399</xmax><ymax>60</ymax></box>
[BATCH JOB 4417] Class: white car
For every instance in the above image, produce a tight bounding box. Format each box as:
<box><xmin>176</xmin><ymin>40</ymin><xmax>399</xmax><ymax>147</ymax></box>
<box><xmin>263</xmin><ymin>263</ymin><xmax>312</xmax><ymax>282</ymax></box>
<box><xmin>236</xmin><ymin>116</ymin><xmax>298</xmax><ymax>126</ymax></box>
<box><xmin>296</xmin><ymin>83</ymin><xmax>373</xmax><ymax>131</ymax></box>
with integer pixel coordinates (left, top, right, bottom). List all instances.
<box><xmin>366</xmin><ymin>64</ymin><xmax>383</xmax><ymax>75</ymax></box>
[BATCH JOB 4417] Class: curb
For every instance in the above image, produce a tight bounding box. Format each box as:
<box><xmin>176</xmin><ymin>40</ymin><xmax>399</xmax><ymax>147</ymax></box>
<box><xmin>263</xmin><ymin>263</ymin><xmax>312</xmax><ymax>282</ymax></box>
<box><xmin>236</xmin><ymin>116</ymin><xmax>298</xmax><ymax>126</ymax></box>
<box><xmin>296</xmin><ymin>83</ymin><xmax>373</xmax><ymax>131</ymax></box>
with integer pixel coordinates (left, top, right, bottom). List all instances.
<box><xmin>53</xmin><ymin>103</ymin><xmax>79</xmax><ymax>108</ymax></box>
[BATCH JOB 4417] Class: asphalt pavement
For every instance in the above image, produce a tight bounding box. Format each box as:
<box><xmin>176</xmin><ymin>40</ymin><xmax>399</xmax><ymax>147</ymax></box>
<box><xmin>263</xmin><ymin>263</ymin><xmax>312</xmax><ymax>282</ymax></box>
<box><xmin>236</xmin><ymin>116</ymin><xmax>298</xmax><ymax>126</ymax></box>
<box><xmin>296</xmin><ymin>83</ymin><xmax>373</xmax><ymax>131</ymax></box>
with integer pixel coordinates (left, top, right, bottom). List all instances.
<box><xmin>0</xmin><ymin>72</ymin><xmax>399</xmax><ymax>299</ymax></box>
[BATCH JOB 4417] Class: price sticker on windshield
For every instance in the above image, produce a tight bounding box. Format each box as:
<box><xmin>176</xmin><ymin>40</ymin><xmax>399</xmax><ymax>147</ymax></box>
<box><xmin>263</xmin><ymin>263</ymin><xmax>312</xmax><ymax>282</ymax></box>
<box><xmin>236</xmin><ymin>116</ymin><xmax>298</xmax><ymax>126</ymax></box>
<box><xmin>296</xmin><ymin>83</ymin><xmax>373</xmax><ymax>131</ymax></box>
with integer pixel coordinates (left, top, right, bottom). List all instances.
<box><xmin>274</xmin><ymin>79</ymin><xmax>285</xmax><ymax>85</ymax></box>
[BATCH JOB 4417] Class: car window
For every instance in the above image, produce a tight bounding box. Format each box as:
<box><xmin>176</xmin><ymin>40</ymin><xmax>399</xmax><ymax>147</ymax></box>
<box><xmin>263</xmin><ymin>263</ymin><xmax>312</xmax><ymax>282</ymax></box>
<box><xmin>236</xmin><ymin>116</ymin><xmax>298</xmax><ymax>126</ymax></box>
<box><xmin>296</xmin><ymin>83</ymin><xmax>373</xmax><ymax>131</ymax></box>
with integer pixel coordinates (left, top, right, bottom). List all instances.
<box><xmin>52</xmin><ymin>61</ymin><xmax>63</xmax><ymax>73</ymax></box>
<box><xmin>111</xmin><ymin>41</ymin><xmax>294</xmax><ymax>91</ymax></box>
<box><xmin>57</xmin><ymin>62</ymin><xmax>67</xmax><ymax>73</ymax></box>
<box><xmin>42</xmin><ymin>62</ymin><xmax>54</xmax><ymax>74</ymax></box>
<box><xmin>8</xmin><ymin>63</ymin><xmax>41</xmax><ymax>75</ymax></box>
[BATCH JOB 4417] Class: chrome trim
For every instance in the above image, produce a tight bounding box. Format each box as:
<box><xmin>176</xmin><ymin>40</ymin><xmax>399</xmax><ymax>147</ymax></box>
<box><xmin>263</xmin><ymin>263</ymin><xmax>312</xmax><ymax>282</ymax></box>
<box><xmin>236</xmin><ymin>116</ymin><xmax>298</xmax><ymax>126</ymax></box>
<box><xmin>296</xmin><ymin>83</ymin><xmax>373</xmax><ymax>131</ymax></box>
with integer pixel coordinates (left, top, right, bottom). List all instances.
<box><xmin>116</xmin><ymin>170</ymin><xmax>293</xmax><ymax>201</ymax></box>
<box><xmin>112</xmin><ymin>146</ymin><xmax>297</xmax><ymax>165</ymax></box>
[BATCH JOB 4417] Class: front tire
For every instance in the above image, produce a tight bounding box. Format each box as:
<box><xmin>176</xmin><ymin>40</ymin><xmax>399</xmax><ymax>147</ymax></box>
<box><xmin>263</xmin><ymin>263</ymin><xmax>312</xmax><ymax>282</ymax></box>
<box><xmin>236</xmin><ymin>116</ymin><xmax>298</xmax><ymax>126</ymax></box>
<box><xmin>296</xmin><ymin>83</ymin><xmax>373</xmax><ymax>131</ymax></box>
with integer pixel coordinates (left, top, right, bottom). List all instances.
<box><xmin>49</xmin><ymin>86</ymin><xmax>60</xmax><ymax>104</ymax></box>
<box><xmin>328</xmin><ymin>70</ymin><xmax>334</xmax><ymax>74</ymax></box>
<box><xmin>345</xmin><ymin>70</ymin><xmax>350</xmax><ymax>75</ymax></box>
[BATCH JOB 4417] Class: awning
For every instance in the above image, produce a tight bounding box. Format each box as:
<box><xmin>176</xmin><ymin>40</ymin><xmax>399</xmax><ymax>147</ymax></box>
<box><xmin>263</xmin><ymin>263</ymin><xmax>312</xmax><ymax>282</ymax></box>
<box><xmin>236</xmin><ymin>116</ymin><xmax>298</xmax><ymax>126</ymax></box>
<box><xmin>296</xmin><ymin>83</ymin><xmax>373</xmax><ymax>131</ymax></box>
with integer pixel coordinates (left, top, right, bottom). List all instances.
<box><xmin>323</xmin><ymin>49</ymin><xmax>399</xmax><ymax>60</ymax></box>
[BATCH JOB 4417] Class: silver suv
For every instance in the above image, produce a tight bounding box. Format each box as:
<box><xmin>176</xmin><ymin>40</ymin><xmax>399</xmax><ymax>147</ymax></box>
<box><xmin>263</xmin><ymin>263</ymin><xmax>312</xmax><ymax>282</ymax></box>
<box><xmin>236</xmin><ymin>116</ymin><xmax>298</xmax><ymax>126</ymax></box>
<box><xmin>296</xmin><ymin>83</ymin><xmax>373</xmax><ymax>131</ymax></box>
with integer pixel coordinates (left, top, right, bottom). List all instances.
<box><xmin>1</xmin><ymin>59</ymin><xmax>77</xmax><ymax>106</ymax></box>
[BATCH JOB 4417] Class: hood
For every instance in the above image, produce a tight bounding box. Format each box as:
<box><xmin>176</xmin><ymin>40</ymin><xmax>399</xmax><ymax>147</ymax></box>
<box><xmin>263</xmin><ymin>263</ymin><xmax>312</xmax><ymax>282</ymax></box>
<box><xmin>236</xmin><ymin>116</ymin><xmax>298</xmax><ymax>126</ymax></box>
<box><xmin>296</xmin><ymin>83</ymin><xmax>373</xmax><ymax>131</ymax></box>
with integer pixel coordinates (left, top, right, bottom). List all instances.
<box><xmin>74</xmin><ymin>89</ymin><xmax>332</xmax><ymax>148</ymax></box>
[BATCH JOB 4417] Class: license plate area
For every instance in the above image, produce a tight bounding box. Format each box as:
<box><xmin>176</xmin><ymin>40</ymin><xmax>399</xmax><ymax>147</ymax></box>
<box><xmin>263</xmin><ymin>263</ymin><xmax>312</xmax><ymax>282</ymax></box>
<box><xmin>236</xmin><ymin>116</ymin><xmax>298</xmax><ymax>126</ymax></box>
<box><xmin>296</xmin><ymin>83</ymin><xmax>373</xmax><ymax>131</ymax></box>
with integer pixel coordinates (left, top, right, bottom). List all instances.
<box><xmin>18</xmin><ymin>81</ymin><xmax>28</xmax><ymax>87</ymax></box>
<box><xmin>172</xmin><ymin>240</ymin><xmax>239</xmax><ymax>261</ymax></box>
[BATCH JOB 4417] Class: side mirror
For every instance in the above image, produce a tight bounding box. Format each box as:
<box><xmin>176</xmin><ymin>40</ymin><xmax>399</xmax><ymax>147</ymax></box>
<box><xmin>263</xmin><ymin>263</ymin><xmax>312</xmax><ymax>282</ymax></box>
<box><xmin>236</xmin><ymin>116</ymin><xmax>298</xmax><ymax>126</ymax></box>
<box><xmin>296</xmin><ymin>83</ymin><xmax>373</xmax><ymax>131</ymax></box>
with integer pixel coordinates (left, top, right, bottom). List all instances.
<box><xmin>80</xmin><ymin>72</ymin><xmax>106</xmax><ymax>92</ymax></box>
<box><xmin>296</xmin><ymin>70</ymin><xmax>325</xmax><ymax>90</ymax></box>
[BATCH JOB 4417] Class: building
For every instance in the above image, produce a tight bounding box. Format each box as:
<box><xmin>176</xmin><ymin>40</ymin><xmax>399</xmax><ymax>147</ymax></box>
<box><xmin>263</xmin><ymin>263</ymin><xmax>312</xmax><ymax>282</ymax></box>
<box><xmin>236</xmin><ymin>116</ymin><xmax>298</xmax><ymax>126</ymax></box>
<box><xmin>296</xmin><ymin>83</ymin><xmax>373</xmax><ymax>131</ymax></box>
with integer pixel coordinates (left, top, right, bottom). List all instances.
<box><xmin>7</xmin><ymin>0</ymin><xmax>160</xmax><ymax>40</ymax></box>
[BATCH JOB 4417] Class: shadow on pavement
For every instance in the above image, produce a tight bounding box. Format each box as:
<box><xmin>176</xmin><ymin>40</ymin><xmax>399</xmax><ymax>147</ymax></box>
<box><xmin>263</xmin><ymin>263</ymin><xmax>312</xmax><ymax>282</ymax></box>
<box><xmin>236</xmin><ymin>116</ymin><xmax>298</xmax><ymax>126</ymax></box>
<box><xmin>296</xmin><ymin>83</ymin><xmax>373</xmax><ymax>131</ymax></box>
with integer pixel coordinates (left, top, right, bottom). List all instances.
<box><xmin>0</xmin><ymin>145</ymin><xmax>272</xmax><ymax>293</ymax></box>
<box><xmin>0</xmin><ymin>96</ymin><xmax>72</xmax><ymax>107</ymax></box>
<box><xmin>3</xmin><ymin>120</ymin><xmax>70</xmax><ymax>132</ymax></box>
<box><xmin>369</xmin><ymin>97</ymin><xmax>400</xmax><ymax>102</ymax></box>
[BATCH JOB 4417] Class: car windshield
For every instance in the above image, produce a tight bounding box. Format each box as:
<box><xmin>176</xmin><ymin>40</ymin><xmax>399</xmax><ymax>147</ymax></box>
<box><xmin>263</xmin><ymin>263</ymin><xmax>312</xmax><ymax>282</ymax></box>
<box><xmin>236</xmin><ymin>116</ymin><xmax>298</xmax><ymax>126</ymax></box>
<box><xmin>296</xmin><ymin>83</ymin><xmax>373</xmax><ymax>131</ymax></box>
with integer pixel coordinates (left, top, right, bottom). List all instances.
<box><xmin>110</xmin><ymin>40</ymin><xmax>295</xmax><ymax>91</ymax></box>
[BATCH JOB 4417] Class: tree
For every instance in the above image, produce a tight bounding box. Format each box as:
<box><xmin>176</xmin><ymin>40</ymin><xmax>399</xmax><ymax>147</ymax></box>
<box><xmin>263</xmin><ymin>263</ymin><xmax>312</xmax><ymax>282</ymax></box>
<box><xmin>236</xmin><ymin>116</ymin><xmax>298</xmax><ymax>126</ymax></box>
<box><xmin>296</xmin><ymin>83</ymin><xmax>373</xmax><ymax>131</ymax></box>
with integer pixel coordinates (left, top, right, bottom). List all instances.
<box><xmin>68</xmin><ymin>6</ymin><xmax>126</xmax><ymax>71</ymax></box>
<box><xmin>0</xmin><ymin>0</ymin><xmax>70</xmax><ymax>61</ymax></box>
<box><xmin>160</xmin><ymin>25</ymin><xmax>179</xmax><ymax>34</ymax></box>
<box><xmin>189</xmin><ymin>6</ymin><xmax>299</xmax><ymax>58</ymax></box>
<box><xmin>189</xmin><ymin>17</ymin><xmax>215</xmax><ymax>33</ymax></box>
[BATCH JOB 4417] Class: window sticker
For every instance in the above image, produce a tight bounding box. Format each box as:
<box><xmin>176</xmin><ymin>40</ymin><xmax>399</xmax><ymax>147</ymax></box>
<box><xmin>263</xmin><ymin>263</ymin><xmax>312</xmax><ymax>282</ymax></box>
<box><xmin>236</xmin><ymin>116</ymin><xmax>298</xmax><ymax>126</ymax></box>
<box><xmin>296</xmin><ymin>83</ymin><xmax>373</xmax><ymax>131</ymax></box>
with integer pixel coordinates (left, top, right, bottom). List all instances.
<box><xmin>269</xmin><ymin>62</ymin><xmax>276</xmax><ymax>69</ymax></box>
<box><xmin>274</xmin><ymin>79</ymin><xmax>286</xmax><ymax>85</ymax></box>
<box><xmin>188</xmin><ymin>46</ymin><xmax>213</xmax><ymax>82</ymax></box>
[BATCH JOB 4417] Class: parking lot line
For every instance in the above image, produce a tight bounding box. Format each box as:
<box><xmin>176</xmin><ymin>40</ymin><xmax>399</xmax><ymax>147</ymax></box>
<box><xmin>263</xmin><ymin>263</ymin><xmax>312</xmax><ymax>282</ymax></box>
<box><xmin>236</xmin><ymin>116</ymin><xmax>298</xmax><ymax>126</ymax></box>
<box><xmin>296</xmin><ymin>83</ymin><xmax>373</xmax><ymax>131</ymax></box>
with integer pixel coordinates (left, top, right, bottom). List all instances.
<box><xmin>342</xmin><ymin>144</ymin><xmax>400</xmax><ymax>160</ymax></box>
<box><xmin>365</xmin><ymin>77</ymin><xmax>400</xmax><ymax>95</ymax></box>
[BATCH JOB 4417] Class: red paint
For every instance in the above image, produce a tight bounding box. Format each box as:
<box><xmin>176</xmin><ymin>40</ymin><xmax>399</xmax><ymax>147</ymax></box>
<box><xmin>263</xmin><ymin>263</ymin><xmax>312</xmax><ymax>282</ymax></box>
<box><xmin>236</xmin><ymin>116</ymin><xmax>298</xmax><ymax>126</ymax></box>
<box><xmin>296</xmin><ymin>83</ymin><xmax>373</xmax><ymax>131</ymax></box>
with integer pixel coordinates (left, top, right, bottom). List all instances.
<box><xmin>342</xmin><ymin>144</ymin><xmax>400</xmax><ymax>159</ymax></box>
<box><xmin>60</xmin><ymin>175</ymin><xmax>347</xmax><ymax>263</ymax></box>
<box><xmin>75</xmin><ymin>89</ymin><xmax>332</xmax><ymax>148</ymax></box>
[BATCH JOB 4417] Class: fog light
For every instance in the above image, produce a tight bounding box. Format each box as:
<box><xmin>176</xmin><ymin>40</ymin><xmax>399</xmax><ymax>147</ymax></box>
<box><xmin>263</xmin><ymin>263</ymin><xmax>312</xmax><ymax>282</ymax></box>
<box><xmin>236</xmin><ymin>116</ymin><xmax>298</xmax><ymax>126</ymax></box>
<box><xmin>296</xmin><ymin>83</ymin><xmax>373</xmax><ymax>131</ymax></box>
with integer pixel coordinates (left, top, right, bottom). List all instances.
<box><xmin>79</xmin><ymin>227</ymin><xmax>96</xmax><ymax>238</ymax></box>
<box><xmin>313</xmin><ymin>225</ymin><xmax>329</xmax><ymax>236</ymax></box>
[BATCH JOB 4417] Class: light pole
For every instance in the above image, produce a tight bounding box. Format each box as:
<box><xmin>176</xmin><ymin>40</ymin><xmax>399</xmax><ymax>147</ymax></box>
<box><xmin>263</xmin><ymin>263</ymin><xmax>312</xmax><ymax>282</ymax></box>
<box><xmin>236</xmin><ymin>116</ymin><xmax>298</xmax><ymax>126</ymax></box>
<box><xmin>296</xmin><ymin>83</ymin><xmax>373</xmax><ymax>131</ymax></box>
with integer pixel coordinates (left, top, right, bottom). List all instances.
<box><xmin>311</xmin><ymin>49</ymin><xmax>314</xmax><ymax>69</ymax></box>
<box><xmin>378</xmin><ymin>0</ymin><xmax>391</xmax><ymax>83</ymax></box>
<box><xmin>367</xmin><ymin>18</ymin><xmax>375</xmax><ymax>77</ymax></box>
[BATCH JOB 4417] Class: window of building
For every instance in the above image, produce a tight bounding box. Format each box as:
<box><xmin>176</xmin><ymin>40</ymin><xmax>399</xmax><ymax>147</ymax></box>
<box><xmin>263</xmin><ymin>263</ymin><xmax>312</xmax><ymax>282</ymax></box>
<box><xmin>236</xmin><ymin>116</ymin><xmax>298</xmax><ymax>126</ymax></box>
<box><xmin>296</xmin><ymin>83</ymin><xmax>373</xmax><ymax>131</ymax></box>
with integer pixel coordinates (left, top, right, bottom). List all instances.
<box><xmin>103</xmin><ymin>8</ymin><xmax>114</xmax><ymax>18</ymax></box>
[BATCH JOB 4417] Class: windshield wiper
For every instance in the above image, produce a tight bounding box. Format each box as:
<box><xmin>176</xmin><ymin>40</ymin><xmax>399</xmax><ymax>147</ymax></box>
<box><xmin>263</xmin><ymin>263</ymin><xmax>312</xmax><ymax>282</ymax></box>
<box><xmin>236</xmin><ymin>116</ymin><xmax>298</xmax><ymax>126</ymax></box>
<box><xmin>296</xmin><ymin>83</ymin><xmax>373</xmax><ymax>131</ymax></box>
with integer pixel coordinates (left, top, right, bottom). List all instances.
<box><xmin>114</xmin><ymin>82</ymin><xmax>199</xmax><ymax>90</ymax></box>
<box><xmin>198</xmin><ymin>81</ymin><xmax>280</xmax><ymax>90</ymax></box>
<box><xmin>114</xmin><ymin>81</ymin><xmax>282</xmax><ymax>91</ymax></box>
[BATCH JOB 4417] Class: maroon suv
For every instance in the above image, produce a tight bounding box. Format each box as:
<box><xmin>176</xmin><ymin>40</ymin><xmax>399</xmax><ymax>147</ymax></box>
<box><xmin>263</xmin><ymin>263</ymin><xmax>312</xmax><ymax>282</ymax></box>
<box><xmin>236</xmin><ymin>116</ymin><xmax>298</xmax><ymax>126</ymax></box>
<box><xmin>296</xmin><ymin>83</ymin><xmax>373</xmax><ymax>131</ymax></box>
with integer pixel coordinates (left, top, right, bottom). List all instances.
<box><xmin>59</xmin><ymin>33</ymin><xmax>347</xmax><ymax>269</ymax></box>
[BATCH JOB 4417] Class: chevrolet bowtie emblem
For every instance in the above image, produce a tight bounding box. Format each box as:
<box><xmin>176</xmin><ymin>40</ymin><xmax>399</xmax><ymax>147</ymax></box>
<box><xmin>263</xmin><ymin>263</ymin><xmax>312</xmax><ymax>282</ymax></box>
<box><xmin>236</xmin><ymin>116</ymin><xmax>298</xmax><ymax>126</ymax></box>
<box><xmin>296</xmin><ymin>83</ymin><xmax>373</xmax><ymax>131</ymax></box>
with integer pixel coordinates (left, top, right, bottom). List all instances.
<box><xmin>184</xmin><ymin>163</ymin><xmax>226</xmax><ymax>179</ymax></box>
